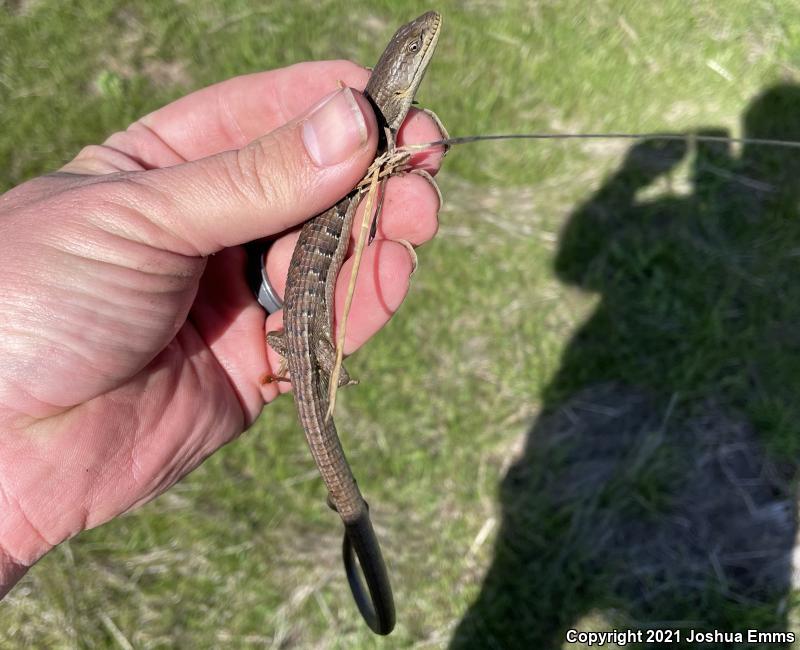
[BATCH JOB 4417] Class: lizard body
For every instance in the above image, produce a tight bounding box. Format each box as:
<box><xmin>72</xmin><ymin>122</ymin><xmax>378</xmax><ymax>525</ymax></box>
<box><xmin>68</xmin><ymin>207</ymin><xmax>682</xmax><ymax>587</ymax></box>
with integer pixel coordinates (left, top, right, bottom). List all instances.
<box><xmin>267</xmin><ymin>11</ymin><xmax>442</xmax><ymax>635</ymax></box>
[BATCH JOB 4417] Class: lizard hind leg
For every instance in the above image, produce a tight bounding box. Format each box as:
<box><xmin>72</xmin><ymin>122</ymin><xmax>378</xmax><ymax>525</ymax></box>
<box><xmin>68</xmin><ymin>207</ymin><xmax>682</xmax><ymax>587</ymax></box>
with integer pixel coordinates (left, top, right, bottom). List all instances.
<box><xmin>316</xmin><ymin>337</ymin><xmax>358</xmax><ymax>387</ymax></box>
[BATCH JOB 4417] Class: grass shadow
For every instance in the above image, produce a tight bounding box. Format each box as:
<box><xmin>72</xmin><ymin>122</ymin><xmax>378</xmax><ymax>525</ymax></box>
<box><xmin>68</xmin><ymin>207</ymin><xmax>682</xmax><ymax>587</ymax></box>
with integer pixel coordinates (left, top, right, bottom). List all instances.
<box><xmin>451</xmin><ymin>84</ymin><xmax>800</xmax><ymax>649</ymax></box>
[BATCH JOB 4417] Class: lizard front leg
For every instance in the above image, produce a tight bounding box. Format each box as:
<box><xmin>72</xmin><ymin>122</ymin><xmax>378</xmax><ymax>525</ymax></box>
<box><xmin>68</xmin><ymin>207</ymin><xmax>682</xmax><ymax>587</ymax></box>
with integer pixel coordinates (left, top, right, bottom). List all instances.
<box><xmin>263</xmin><ymin>330</ymin><xmax>290</xmax><ymax>383</ymax></box>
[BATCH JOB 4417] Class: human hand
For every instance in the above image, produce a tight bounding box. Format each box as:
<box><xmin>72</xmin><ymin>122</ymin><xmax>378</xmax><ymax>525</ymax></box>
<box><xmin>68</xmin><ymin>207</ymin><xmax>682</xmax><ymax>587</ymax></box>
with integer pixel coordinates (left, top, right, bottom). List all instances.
<box><xmin>0</xmin><ymin>60</ymin><xmax>444</xmax><ymax>594</ymax></box>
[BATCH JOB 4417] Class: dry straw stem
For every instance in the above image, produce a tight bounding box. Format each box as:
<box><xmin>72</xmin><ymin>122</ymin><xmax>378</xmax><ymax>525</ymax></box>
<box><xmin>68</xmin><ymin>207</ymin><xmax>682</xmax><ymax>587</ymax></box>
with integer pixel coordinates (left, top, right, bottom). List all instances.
<box><xmin>326</xmin><ymin>148</ymin><xmax>411</xmax><ymax>418</ymax></box>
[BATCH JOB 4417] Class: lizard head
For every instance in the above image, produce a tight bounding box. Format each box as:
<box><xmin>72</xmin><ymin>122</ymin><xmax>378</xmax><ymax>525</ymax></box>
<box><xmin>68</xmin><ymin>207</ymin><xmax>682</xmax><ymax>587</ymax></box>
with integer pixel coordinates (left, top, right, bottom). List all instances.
<box><xmin>364</xmin><ymin>11</ymin><xmax>442</xmax><ymax>131</ymax></box>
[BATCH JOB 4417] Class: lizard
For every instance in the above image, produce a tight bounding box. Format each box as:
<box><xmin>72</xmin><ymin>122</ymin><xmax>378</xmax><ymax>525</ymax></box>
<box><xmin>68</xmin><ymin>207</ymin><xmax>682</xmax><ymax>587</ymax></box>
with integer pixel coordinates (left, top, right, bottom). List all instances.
<box><xmin>265</xmin><ymin>11</ymin><xmax>443</xmax><ymax>635</ymax></box>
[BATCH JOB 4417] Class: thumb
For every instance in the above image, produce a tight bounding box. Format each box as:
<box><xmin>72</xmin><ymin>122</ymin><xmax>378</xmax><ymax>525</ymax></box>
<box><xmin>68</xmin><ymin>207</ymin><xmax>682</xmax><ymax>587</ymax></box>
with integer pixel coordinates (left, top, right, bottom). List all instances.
<box><xmin>130</xmin><ymin>87</ymin><xmax>377</xmax><ymax>255</ymax></box>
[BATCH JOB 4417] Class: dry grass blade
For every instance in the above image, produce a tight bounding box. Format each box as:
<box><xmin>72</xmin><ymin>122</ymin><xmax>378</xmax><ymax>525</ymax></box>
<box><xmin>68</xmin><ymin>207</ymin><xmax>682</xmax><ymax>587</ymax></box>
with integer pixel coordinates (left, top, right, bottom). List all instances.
<box><xmin>326</xmin><ymin>148</ymin><xmax>412</xmax><ymax>419</ymax></box>
<box><xmin>325</xmin><ymin>161</ymin><xmax>381</xmax><ymax>419</ymax></box>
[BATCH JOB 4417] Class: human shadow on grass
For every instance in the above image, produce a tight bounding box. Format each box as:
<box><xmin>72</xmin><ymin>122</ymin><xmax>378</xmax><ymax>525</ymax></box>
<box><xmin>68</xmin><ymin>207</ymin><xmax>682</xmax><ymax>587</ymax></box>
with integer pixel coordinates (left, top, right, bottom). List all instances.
<box><xmin>451</xmin><ymin>84</ymin><xmax>800</xmax><ymax>649</ymax></box>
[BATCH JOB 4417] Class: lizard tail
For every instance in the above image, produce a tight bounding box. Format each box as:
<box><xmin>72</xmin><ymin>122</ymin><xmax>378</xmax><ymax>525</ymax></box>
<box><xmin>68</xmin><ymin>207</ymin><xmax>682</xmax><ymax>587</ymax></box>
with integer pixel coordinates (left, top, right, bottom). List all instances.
<box><xmin>342</xmin><ymin>510</ymin><xmax>396</xmax><ymax>635</ymax></box>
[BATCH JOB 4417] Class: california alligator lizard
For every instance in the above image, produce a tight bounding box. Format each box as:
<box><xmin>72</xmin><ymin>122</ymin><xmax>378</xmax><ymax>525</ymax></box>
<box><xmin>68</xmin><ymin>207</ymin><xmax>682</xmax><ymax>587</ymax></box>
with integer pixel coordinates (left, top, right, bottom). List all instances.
<box><xmin>266</xmin><ymin>11</ymin><xmax>442</xmax><ymax>635</ymax></box>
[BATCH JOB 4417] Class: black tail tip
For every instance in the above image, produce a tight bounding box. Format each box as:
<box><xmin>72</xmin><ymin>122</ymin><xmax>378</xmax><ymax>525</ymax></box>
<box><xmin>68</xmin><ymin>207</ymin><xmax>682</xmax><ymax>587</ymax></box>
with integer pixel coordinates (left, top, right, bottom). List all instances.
<box><xmin>342</xmin><ymin>513</ymin><xmax>396</xmax><ymax>634</ymax></box>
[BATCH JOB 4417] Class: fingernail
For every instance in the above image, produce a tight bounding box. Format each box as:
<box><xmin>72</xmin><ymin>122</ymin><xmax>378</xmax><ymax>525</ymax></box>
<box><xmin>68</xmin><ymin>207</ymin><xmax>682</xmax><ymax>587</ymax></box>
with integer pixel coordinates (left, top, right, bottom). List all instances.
<box><xmin>302</xmin><ymin>87</ymin><xmax>368</xmax><ymax>167</ymax></box>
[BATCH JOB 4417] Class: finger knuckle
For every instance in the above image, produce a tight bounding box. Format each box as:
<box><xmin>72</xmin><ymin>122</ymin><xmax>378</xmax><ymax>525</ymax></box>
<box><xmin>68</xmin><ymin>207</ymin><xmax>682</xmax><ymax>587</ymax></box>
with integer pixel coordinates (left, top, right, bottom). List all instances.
<box><xmin>234</xmin><ymin>136</ymin><xmax>305</xmax><ymax>216</ymax></box>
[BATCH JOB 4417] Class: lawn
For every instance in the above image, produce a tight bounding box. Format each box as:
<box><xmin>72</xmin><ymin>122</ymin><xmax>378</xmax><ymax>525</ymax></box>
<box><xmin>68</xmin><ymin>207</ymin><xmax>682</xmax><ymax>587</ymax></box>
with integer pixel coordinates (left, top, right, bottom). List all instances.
<box><xmin>3</xmin><ymin>1</ymin><xmax>800</xmax><ymax>648</ymax></box>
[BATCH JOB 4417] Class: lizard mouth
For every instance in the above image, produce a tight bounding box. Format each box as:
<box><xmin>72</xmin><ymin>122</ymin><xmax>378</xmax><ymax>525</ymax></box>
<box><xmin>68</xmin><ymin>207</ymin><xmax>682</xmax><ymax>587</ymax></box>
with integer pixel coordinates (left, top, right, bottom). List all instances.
<box><xmin>420</xmin><ymin>13</ymin><xmax>442</xmax><ymax>70</ymax></box>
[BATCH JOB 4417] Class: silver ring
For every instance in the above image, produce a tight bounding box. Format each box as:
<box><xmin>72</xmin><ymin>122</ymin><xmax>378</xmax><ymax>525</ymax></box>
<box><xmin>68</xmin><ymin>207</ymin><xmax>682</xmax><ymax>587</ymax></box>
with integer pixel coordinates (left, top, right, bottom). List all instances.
<box><xmin>257</xmin><ymin>251</ymin><xmax>283</xmax><ymax>313</ymax></box>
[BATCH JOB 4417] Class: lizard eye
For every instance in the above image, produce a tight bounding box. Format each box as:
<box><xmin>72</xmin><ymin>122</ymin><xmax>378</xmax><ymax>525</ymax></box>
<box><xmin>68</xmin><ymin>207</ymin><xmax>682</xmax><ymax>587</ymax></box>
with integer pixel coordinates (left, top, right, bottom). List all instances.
<box><xmin>407</xmin><ymin>40</ymin><xmax>420</xmax><ymax>53</ymax></box>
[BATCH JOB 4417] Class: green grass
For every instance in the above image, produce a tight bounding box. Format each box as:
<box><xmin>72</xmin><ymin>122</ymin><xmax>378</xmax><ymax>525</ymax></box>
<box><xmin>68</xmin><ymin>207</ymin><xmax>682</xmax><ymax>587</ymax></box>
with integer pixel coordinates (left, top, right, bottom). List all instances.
<box><xmin>4</xmin><ymin>1</ymin><xmax>800</xmax><ymax>648</ymax></box>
